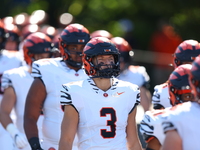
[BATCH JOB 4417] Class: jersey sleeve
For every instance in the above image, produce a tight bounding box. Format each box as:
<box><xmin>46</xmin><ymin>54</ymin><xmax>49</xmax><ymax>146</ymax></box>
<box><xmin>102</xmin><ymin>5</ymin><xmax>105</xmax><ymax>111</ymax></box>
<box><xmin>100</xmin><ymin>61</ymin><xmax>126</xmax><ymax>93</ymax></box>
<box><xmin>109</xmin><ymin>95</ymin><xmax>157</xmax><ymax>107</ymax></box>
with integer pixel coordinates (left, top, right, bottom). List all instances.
<box><xmin>60</xmin><ymin>82</ymin><xmax>81</xmax><ymax>112</ymax></box>
<box><xmin>161</xmin><ymin>104</ymin><xmax>185</xmax><ymax>133</ymax></box>
<box><xmin>60</xmin><ymin>84</ymin><xmax>72</xmax><ymax>106</ymax></box>
<box><xmin>31</xmin><ymin>61</ymin><xmax>42</xmax><ymax>78</ymax></box>
<box><xmin>129</xmin><ymin>84</ymin><xmax>141</xmax><ymax>114</ymax></box>
<box><xmin>140</xmin><ymin>109</ymin><xmax>168</xmax><ymax>145</ymax></box>
<box><xmin>1</xmin><ymin>70</ymin><xmax>14</xmax><ymax>91</ymax></box>
<box><xmin>152</xmin><ymin>83</ymin><xmax>171</xmax><ymax>109</ymax></box>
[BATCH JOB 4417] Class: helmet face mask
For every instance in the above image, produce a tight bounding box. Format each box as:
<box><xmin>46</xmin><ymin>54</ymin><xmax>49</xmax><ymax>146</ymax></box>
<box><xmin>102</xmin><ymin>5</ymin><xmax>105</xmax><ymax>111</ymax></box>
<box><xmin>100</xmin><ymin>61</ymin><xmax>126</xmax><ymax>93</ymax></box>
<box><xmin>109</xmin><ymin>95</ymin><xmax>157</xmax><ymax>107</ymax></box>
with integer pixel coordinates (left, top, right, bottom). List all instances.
<box><xmin>83</xmin><ymin>37</ymin><xmax>120</xmax><ymax>78</ymax></box>
<box><xmin>90</xmin><ymin>54</ymin><xmax>119</xmax><ymax>78</ymax></box>
<box><xmin>169</xmin><ymin>84</ymin><xmax>193</xmax><ymax>105</ymax></box>
<box><xmin>60</xmin><ymin>41</ymin><xmax>84</xmax><ymax>68</ymax></box>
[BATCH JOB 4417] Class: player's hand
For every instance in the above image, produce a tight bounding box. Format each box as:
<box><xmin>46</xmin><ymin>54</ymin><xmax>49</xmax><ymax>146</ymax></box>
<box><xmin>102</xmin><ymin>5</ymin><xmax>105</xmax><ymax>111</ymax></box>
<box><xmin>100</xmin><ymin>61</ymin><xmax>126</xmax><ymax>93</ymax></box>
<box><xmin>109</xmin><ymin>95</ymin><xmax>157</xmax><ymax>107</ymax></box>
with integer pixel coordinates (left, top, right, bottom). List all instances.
<box><xmin>14</xmin><ymin>132</ymin><xmax>28</xmax><ymax>148</ymax></box>
<box><xmin>6</xmin><ymin>123</ymin><xmax>28</xmax><ymax>148</ymax></box>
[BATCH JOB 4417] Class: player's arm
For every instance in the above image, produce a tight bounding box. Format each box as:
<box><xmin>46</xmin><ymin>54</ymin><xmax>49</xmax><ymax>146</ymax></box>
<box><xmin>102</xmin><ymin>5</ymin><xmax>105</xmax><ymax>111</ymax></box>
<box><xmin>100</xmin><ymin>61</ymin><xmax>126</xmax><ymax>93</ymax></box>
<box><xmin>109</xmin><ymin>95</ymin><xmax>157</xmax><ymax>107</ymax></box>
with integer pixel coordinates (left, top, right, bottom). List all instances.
<box><xmin>0</xmin><ymin>86</ymin><xmax>16</xmax><ymax>128</ymax></box>
<box><xmin>59</xmin><ymin>105</ymin><xmax>78</xmax><ymax>150</ymax></box>
<box><xmin>24</xmin><ymin>78</ymin><xmax>45</xmax><ymax>150</ymax></box>
<box><xmin>0</xmin><ymin>86</ymin><xmax>28</xmax><ymax>148</ymax></box>
<box><xmin>140</xmin><ymin>86</ymin><xmax>152</xmax><ymax>111</ymax></box>
<box><xmin>146</xmin><ymin>137</ymin><xmax>161</xmax><ymax>150</ymax></box>
<box><xmin>126</xmin><ymin>107</ymin><xmax>143</xmax><ymax>150</ymax></box>
<box><xmin>162</xmin><ymin>129</ymin><xmax>182</xmax><ymax>150</ymax></box>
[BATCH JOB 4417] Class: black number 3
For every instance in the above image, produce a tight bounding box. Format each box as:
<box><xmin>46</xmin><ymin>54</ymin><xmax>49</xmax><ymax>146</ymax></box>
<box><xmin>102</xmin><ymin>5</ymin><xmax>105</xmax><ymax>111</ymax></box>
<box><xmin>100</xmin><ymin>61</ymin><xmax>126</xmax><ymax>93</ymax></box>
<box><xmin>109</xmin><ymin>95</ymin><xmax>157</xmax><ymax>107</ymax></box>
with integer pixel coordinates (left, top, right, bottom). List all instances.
<box><xmin>100</xmin><ymin>107</ymin><xmax>117</xmax><ymax>138</ymax></box>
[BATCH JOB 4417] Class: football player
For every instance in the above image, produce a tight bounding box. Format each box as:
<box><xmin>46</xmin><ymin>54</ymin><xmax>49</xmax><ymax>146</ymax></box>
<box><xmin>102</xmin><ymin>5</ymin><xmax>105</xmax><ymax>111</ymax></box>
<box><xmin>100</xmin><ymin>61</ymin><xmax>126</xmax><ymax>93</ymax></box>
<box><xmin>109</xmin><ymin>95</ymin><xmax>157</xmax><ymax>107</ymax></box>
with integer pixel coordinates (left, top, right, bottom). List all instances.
<box><xmin>0</xmin><ymin>32</ymin><xmax>56</xmax><ymax>150</ymax></box>
<box><xmin>4</xmin><ymin>23</ymin><xmax>20</xmax><ymax>51</ymax></box>
<box><xmin>152</xmin><ymin>39</ymin><xmax>200</xmax><ymax>109</ymax></box>
<box><xmin>162</xmin><ymin>56</ymin><xmax>200</xmax><ymax>150</ymax></box>
<box><xmin>140</xmin><ymin>64</ymin><xmax>193</xmax><ymax>150</ymax></box>
<box><xmin>0</xmin><ymin>19</ymin><xmax>24</xmax><ymax>150</ymax></box>
<box><xmin>59</xmin><ymin>37</ymin><xmax>143</xmax><ymax>150</ymax></box>
<box><xmin>24</xmin><ymin>23</ymin><xmax>90</xmax><ymax>150</ymax></box>
<box><xmin>111</xmin><ymin>36</ymin><xmax>151</xmax><ymax>112</ymax></box>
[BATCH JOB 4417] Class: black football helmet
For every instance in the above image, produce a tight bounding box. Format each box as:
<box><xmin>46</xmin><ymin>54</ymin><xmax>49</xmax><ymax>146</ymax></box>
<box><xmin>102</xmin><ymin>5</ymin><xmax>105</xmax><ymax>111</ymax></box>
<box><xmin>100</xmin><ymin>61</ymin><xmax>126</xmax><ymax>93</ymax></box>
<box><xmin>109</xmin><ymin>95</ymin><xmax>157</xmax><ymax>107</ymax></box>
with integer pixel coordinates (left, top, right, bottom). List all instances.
<box><xmin>173</xmin><ymin>39</ymin><xmax>200</xmax><ymax>68</ymax></box>
<box><xmin>190</xmin><ymin>56</ymin><xmax>200</xmax><ymax>100</ymax></box>
<box><xmin>111</xmin><ymin>37</ymin><xmax>133</xmax><ymax>64</ymax></box>
<box><xmin>23</xmin><ymin>32</ymin><xmax>56</xmax><ymax>65</ymax></box>
<box><xmin>59</xmin><ymin>23</ymin><xmax>90</xmax><ymax>68</ymax></box>
<box><xmin>168</xmin><ymin>64</ymin><xmax>192</xmax><ymax>106</ymax></box>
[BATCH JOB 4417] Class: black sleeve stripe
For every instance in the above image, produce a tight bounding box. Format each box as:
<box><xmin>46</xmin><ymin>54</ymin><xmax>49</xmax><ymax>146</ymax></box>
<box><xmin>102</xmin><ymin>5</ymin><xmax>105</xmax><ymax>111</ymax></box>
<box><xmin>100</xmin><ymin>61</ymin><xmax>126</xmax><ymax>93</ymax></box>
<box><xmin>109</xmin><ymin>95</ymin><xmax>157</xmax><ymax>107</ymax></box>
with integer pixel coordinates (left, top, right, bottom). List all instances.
<box><xmin>61</xmin><ymin>104</ymin><xmax>78</xmax><ymax>113</ymax></box>
<box><xmin>139</xmin><ymin>126</ymin><xmax>154</xmax><ymax>134</ymax></box>
<box><xmin>61</xmin><ymin>91</ymin><xmax>71</xmax><ymax>100</ymax></box>
<box><xmin>153</xmin><ymin>104</ymin><xmax>165</xmax><ymax>109</ymax></box>
<box><xmin>61</xmin><ymin>95</ymin><xmax>72</xmax><ymax>100</ymax></box>
<box><xmin>129</xmin><ymin>102</ymin><xmax>139</xmax><ymax>114</ymax></box>
<box><xmin>61</xmin><ymin>101</ymin><xmax>72</xmax><ymax>105</ymax></box>
<box><xmin>32</xmin><ymin>66</ymin><xmax>41</xmax><ymax>75</ymax></box>
<box><xmin>140</xmin><ymin>120</ymin><xmax>154</xmax><ymax>131</ymax></box>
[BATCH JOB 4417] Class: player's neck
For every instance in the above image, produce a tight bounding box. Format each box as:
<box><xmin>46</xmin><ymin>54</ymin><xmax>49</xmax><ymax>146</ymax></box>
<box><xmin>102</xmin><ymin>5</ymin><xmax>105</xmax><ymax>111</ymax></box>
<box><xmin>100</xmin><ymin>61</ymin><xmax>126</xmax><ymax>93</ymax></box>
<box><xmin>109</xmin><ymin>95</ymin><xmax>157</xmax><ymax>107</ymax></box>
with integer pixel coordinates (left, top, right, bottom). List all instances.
<box><xmin>66</xmin><ymin>63</ymin><xmax>81</xmax><ymax>72</ymax></box>
<box><xmin>92</xmin><ymin>78</ymin><xmax>112</xmax><ymax>92</ymax></box>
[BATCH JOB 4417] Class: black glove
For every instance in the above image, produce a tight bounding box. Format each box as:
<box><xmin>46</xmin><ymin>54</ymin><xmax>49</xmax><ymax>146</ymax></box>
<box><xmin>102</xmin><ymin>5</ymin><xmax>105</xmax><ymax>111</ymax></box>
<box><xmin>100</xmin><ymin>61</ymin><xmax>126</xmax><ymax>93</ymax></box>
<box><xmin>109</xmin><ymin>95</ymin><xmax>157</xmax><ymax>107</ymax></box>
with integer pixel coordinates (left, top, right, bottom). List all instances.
<box><xmin>29</xmin><ymin>137</ymin><xmax>43</xmax><ymax>150</ymax></box>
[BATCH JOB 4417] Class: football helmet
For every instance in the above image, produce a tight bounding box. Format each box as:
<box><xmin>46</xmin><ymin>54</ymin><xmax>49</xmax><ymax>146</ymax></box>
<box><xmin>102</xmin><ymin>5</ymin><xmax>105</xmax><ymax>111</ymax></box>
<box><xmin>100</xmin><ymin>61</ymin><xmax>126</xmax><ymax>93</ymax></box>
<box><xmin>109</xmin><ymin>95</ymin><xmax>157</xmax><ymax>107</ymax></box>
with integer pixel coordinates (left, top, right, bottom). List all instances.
<box><xmin>4</xmin><ymin>24</ymin><xmax>20</xmax><ymax>50</ymax></box>
<box><xmin>23</xmin><ymin>32</ymin><xmax>56</xmax><ymax>65</ymax></box>
<box><xmin>168</xmin><ymin>64</ymin><xmax>192</xmax><ymax>106</ymax></box>
<box><xmin>82</xmin><ymin>37</ymin><xmax>120</xmax><ymax>78</ymax></box>
<box><xmin>90</xmin><ymin>30</ymin><xmax>113</xmax><ymax>39</ymax></box>
<box><xmin>59</xmin><ymin>23</ymin><xmax>90</xmax><ymax>68</ymax></box>
<box><xmin>40</xmin><ymin>25</ymin><xmax>56</xmax><ymax>39</ymax></box>
<box><xmin>189</xmin><ymin>56</ymin><xmax>200</xmax><ymax>100</ymax></box>
<box><xmin>110</xmin><ymin>37</ymin><xmax>133</xmax><ymax>64</ymax></box>
<box><xmin>0</xmin><ymin>20</ymin><xmax>6</xmax><ymax>50</ymax></box>
<box><xmin>21</xmin><ymin>24</ymin><xmax>40</xmax><ymax>39</ymax></box>
<box><xmin>173</xmin><ymin>39</ymin><xmax>200</xmax><ymax>68</ymax></box>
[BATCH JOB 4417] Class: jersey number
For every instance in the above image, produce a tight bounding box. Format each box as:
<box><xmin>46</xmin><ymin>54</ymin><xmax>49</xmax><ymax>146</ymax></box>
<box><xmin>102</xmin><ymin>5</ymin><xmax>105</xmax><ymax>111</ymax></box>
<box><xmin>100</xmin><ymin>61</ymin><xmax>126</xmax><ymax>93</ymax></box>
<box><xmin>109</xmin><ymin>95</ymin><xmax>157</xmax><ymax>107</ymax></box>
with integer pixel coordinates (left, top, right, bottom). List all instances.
<box><xmin>100</xmin><ymin>107</ymin><xmax>116</xmax><ymax>138</ymax></box>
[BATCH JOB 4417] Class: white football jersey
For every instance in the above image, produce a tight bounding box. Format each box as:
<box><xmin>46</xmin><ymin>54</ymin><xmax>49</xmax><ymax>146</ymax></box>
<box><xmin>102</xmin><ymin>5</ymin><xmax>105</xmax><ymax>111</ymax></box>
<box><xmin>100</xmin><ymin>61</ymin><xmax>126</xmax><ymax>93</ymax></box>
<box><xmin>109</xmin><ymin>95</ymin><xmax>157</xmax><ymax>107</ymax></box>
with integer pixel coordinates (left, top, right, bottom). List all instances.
<box><xmin>1</xmin><ymin>65</ymin><xmax>45</xmax><ymax>150</ymax></box>
<box><xmin>0</xmin><ymin>50</ymin><xmax>23</xmax><ymax>97</ymax></box>
<box><xmin>1</xmin><ymin>65</ymin><xmax>33</xmax><ymax>133</ymax></box>
<box><xmin>162</xmin><ymin>101</ymin><xmax>200</xmax><ymax>150</ymax></box>
<box><xmin>152</xmin><ymin>82</ymin><xmax>172</xmax><ymax>109</ymax></box>
<box><xmin>60</xmin><ymin>78</ymin><xmax>140</xmax><ymax>150</ymax></box>
<box><xmin>31</xmin><ymin>57</ymin><xmax>88</xmax><ymax>149</ymax></box>
<box><xmin>118</xmin><ymin>65</ymin><xmax>150</xmax><ymax>87</ymax></box>
<box><xmin>0</xmin><ymin>50</ymin><xmax>23</xmax><ymax>150</ymax></box>
<box><xmin>139</xmin><ymin>107</ymin><xmax>171</xmax><ymax>145</ymax></box>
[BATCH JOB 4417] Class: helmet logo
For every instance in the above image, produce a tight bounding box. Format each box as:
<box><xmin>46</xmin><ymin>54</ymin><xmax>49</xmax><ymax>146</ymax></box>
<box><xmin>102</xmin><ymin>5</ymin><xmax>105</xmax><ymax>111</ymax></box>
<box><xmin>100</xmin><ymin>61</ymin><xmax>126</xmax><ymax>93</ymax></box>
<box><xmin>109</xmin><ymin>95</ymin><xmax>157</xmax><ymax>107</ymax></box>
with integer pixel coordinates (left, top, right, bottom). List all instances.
<box><xmin>78</xmin><ymin>39</ymin><xmax>85</xmax><ymax>43</ymax></box>
<box><xmin>104</xmin><ymin>49</ymin><xmax>111</xmax><ymax>52</ymax></box>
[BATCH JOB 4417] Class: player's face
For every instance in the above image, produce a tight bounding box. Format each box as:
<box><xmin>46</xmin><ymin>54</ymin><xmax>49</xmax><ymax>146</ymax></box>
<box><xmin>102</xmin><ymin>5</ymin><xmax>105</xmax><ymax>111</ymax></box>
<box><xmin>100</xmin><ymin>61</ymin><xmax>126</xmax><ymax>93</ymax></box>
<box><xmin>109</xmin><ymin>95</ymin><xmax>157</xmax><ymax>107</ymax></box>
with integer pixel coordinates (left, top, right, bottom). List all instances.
<box><xmin>93</xmin><ymin>55</ymin><xmax>115</xmax><ymax>70</ymax></box>
<box><xmin>181</xmin><ymin>93</ymin><xmax>194</xmax><ymax>102</ymax></box>
<box><xmin>34</xmin><ymin>53</ymin><xmax>51</xmax><ymax>60</ymax></box>
<box><xmin>67</xmin><ymin>44</ymin><xmax>85</xmax><ymax>62</ymax></box>
<box><xmin>5</xmin><ymin>41</ymin><xmax>18</xmax><ymax>50</ymax></box>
